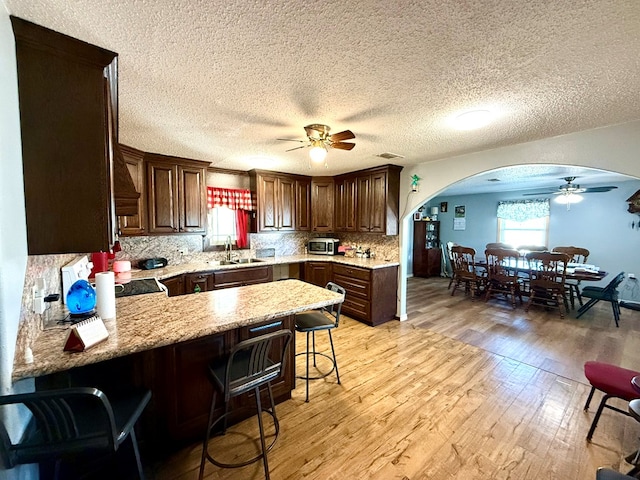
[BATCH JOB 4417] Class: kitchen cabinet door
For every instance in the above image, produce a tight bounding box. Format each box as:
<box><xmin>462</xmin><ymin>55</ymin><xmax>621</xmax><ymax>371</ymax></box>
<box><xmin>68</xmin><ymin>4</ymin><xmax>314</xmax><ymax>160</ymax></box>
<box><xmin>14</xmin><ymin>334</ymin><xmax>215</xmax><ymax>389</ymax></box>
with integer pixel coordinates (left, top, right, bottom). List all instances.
<box><xmin>251</xmin><ymin>171</ymin><xmax>299</xmax><ymax>232</ymax></box>
<box><xmin>161</xmin><ymin>274</ymin><xmax>185</xmax><ymax>297</ymax></box>
<box><xmin>147</xmin><ymin>161</ymin><xmax>178</xmax><ymax>234</ymax></box>
<box><xmin>356</xmin><ymin>175</ymin><xmax>372</xmax><ymax>232</ymax></box>
<box><xmin>146</xmin><ymin>155</ymin><xmax>208</xmax><ymax>234</ymax></box>
<box><xmin>311</xmin><ymin>178</ymin><xmax>334</xmax><ymax>232</ymax></box>
<box><xmin>295</xmin><ymin>178</ymin><xmax>311</xmax><ymax>231</ymax></box>
<box><xmin>118</xmin><ymin>144</ymin><xmax>147</xmax><ymax>236</ymax></box>
<box><xmin>178</xmin><ymin>165</ymin><xmax>207</xmax><ymax>233</ymax></box>
<box><xmin>185</xmin><ymin>272</ymin><xmax>214</xmax><ymax>293</ymax></box>
<box><xmin>334</xmin><ymin>176</ymin><xmax>357</xmax><ymax>232</ymax></box>
<box><xmin>355</xmin><ymin>165</ymin><xmax>402</xmax><ymax>235</ymax></box>
<box><xmin>12</xmin><ymin>17</ymin><xmax>118</xmax><ymax>254</ymax></box>
<box><xmin>304</xmin><ymin>262</ymin><xmax>333</xmax><ymax>287</ymax></box>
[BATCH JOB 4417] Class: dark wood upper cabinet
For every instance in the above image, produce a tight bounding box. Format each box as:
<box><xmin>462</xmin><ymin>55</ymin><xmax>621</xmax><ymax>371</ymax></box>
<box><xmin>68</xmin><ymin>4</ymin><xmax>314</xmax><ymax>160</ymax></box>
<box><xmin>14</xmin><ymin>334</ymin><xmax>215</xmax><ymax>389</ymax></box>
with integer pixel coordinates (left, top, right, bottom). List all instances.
<box><xmin>311</xmin><ymin>178</ymin><xmax>334</xmax><ymax>232</ymax></box>
<box><xmin>250</xmin><ymin>170</ymin><xmax>297</xmax><ymax>232</ymax></box>
<box><xmin>295</xmin><ymin>178</ymin><xmax>311</xmax><ymax>231</ymax></box>
<box><xmin>117</xmin><ymin>144</ymin><xmax>147</xmax><ymax>236</ymax></box>
<box><xmin>11</xmin><ymin>16</ymin><xmax>120</xmax><ymax>254</ymax></box>
<box><xmin>146</xmin><ymin>154</ymin><xmax>208</xmax><ymax>234</ymax></box>
<box><xmin>354</xmin><ymin>165</ymin><xmax>402</xmax><ymax>235</ymax></box>
<box><xmin>334</xmin><ymin>175</ymin><xmax>357</xmax><ymax>232</ymax></box>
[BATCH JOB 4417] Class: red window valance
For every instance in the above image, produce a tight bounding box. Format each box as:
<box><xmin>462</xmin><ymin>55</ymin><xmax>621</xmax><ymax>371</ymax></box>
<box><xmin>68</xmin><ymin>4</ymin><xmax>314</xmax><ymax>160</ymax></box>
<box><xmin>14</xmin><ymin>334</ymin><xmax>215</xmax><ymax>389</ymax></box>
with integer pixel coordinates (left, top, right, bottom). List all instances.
<box><xmin>207</xmin><ymin>187</ymin><xmax>254</xmax><ymax>211</ymax></box>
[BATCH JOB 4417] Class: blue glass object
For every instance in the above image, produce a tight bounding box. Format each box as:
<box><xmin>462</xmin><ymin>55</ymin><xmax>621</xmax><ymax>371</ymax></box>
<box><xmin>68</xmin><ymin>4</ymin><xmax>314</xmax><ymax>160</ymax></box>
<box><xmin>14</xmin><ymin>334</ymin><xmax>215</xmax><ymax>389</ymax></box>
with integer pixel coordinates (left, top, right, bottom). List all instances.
<box><xmin>67</xmin><ymin>279</ymin><xmax>96</xmax><ymax>314</ymax></box>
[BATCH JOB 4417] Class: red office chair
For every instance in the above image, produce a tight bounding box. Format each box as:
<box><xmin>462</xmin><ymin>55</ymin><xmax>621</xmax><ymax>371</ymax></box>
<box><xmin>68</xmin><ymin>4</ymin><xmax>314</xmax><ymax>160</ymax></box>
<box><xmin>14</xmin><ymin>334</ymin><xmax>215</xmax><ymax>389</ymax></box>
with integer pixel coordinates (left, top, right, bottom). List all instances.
<box><xmin>583</xmin><ymin>361</ymin><xmax>640</xmax><ymax>441</ymax></box>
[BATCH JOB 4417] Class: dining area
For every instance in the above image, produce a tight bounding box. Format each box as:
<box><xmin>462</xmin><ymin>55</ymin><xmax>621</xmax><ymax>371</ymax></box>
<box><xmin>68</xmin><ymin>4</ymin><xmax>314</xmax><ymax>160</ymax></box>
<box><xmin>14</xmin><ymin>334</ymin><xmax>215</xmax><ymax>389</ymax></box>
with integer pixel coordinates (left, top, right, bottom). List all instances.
<box><xmin>447</xmin><ymin>243</ymin><xmax>625</xmax><ymax>326</ymax></box>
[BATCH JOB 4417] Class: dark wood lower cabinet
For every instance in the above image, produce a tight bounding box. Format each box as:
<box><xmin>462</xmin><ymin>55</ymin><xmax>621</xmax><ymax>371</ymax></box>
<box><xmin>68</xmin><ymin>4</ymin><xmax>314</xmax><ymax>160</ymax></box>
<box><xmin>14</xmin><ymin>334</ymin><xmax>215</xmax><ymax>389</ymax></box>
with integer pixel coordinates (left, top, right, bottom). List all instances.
<box><xmin>332</xmin><ymin>264</ymin><xmax>398</xmax><ymax>326</ymax></box>
<box><xmin>161</xmin><ymin>274</ymin><xmax>185</xmax><ymax>297</ymax></box>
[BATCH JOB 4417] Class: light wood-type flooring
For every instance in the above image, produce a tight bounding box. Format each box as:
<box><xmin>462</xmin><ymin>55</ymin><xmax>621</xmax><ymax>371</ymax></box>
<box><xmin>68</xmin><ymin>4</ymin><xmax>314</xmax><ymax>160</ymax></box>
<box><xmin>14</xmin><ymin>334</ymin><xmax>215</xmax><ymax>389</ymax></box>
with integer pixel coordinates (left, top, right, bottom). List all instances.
<box><xmin>148</xmin><ymin>277</ymin><xmax>640</xmax><ymax>479</ymax></box>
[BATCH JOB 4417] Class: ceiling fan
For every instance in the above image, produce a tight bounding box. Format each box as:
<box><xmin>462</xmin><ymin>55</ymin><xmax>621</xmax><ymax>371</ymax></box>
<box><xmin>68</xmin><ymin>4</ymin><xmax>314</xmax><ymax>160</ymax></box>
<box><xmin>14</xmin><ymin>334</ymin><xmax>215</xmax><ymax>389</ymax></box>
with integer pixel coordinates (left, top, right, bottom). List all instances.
<box><xmin>277</xmin><ymin>124</ymin><xmax>356</xmax><ymax>167</ymax></box>
<box><xmin>523</xmin><ymin>176</ymin><xmax>618</xmax><ymax>197</ymax></box>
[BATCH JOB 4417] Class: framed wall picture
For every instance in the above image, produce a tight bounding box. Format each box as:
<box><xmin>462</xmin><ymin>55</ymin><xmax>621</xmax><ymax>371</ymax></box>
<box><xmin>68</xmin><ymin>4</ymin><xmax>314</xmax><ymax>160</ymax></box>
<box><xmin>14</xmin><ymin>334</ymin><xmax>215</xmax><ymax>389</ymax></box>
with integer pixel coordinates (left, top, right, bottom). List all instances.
<box><xmin>440</xmin><ymin>202</ymin><xmax>448</xmax><ymax>213</ymax></box>
<box><xmin>413</xmin><ymin>212</ymin><xmax>422</xmax><ymax>221</ymax></box>
<box><xmin>455</xmin><ymin>205</ymin><xmax>466</xmax><ymax>218</ymax></box>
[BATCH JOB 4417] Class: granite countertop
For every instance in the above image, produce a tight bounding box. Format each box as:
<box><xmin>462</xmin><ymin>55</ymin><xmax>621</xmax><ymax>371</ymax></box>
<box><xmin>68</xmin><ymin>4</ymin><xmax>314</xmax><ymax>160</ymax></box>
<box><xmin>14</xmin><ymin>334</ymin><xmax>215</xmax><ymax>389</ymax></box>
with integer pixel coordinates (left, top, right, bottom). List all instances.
<box><xmin>13</xmin><ymin>279</ymin><xmax>344</xmax><ymax>381</ymax></box>
<box><xmin>132</xmin><ymin>254</ymin><xmax>399</xmax><ymax>281</ymax></box>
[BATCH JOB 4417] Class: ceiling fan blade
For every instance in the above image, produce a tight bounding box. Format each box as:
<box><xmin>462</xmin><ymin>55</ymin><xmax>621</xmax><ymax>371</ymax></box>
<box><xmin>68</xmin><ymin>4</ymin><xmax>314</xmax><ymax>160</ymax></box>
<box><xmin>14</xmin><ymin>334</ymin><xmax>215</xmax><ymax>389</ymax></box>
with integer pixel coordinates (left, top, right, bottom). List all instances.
<box><xmin>277</xmin><ymin>138</ymin><xmax>306</xmax><ymax>143</ymax></box>
<box><xmin>330</xmin><ymin>130</ymin><xmax>355</xmax><ymax>142</ymax></box>
<box><xmin>285</xmin><ymin>144</ymin><xmax>310</xmax><ymax>152</ymax></box>
<box><xmin>583</xmin><ymin>186</ymin><xmax>618</xmax><ymax>193</ymax></box>
<box><xmin>522</xmin><ymin>191</ymin><xmax>554</xmax><ymax>196</ymax></box>
<box><xmin>331</xmin><ymin>142</ymin><xmax>355</xmax><ymax>151</ymax></box>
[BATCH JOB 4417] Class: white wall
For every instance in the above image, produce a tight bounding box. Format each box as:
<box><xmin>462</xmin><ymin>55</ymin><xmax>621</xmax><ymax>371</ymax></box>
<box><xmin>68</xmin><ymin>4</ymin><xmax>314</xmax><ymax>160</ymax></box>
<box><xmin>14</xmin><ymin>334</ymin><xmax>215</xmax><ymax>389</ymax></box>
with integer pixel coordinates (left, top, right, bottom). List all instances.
<box><xmin>396</xmin><ymin>121</ymin><xmax>640</xmax><ymax>319</ymax></box>
<box><xmin>0</xmin><ymin>4</ymin><xmax>35</xmax><ymax>479</ymax></box>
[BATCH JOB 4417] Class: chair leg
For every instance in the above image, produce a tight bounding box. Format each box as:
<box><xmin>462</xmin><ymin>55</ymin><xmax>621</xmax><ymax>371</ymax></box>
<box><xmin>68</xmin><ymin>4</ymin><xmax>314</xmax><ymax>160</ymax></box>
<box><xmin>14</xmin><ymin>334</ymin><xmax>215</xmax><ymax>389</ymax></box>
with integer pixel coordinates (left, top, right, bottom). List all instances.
<box><xmin>587</xmin><ymin>393</ymin><xmax>613</xmax><ymax>441</ymax></box>
<box><xmin>576</xmin><ymin>298</ymin><xmax>599</xmax><ymax>319</ymax></box>
<box><xmin>305</xmin><ymin>331</ymin><xmax>311</xmax><ymax>402</ymax></box>
<box><xmin>129</xmin><ymin>428</ymin><xmax>145</xmax><ymax>480</ymax></box>
<box><xmin>199</xmin><ymin>389</ymin><xmax>219</xmax><ymax>480</ymax></box>
<box><xmin>254</xmin><ymin>386</ymin><xmax>270</xmax><ymax>480</ymax></box>
<box><xmin>584</xmin><ymin>386</ymin><xmax>596</xmax><ymax>410</ymax></box>
<box><xmin>327</xmin><ymin>330</ymin><xmax>341</xmax><ymax>385</ymax></box>
<box><xmin>612</xmin><ymin>301</ymin><xmax>621</xmax><ymax>327</ymax></box>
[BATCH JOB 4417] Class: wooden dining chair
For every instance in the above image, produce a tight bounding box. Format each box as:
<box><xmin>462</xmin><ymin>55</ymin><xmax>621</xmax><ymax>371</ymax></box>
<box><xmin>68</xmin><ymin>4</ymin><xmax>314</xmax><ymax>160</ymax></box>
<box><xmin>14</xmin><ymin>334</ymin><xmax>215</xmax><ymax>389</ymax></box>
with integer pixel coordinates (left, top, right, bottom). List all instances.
<box><xmin>552</xmin><ymin>246</ymin><xmax>590</xmax><ymax>308</ymax></box>
<box><xmin>484</xmin><ymin>247</ymin><xmax>523</xmax><ymax>308</ymax></box>
<box><xmin>450</xmin><ymin>246</ymin><xmax>485</xmax><ymax>299</ymax></box>
<box><xmin>524</xmin><ymin>251</ymin><xmax>570</xmax><ymax>318</ymax></box>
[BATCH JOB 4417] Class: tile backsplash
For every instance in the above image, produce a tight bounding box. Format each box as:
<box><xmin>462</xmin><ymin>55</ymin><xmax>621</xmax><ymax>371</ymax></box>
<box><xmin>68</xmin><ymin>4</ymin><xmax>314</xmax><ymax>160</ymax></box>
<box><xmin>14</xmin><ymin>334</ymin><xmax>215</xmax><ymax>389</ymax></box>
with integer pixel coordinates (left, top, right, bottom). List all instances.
<box><xmin>117</xmin><ymin>232</ymin><xmax>399</xmax><ymax>265</ymax></box>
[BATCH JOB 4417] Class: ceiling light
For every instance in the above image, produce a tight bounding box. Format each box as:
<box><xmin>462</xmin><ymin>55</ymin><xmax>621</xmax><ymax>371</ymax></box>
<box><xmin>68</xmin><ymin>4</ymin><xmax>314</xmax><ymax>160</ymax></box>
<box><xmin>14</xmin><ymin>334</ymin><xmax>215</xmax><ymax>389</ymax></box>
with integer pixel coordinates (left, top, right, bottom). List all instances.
<box><xmin>454</xmin><ymin>110</ymin><xmax>492</xmax><ymax>130</ymax></box>
<box><xmin>555</xmin><ymin>193</ymin><xmax>583</xmax><ymax>210</ymax></box>
<box><xmin>309</xmin><ymin>144</ymin><xmax>327</xmax><ymax>164</ymax></box>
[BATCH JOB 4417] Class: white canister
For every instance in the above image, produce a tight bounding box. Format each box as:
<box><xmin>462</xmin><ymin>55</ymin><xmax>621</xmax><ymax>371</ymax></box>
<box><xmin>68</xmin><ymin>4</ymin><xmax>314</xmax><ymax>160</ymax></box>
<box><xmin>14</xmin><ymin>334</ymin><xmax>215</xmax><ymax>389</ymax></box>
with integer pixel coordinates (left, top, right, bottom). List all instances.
<box><xmin>95</xmin><ymin>271</ymin><xmax>116</xmax><ymax>319</ymax></box>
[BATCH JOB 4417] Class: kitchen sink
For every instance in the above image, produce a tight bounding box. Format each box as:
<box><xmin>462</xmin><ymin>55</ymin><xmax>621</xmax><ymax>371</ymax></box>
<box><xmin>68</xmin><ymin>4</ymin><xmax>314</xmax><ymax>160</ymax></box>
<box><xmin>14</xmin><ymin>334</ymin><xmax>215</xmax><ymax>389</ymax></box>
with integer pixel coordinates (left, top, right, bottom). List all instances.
<box><xmin>210</xmin><ymin>258</ymin><xmax>264</xmax><ymax>266</ymax></box>
<box><xmin>235</xmin><ymin>258</ymin><xmax>264</xmax><ymax>264</ymax></box>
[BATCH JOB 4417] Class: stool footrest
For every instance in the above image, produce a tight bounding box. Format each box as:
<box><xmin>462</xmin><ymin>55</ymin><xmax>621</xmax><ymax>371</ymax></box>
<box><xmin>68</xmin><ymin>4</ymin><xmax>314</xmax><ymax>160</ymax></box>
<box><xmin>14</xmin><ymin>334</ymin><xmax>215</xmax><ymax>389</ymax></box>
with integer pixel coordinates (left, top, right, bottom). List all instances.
<box><xmin>203</xmin><ymin>408</ymin><xmax>280</xmax><ymax>469</ymax></box>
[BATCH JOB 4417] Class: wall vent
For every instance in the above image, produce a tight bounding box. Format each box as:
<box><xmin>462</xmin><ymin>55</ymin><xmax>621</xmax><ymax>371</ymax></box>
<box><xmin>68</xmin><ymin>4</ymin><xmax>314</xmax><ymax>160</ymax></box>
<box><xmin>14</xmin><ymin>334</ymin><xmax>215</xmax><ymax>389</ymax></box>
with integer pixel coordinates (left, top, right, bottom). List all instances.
<box><xmin>377</xmin><ymin>152</ymin><xmax>405</xmax><ymax>159</ymax></box>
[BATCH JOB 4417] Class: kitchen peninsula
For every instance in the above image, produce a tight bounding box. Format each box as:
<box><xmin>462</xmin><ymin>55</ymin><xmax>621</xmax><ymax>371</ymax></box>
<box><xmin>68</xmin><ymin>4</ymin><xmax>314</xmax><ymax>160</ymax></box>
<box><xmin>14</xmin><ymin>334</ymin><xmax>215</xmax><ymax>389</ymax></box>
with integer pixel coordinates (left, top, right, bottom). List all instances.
<box><xmin>13</xmin><ymin>280</ymin><xmax>344</xmax><ymax>443</ymax></box>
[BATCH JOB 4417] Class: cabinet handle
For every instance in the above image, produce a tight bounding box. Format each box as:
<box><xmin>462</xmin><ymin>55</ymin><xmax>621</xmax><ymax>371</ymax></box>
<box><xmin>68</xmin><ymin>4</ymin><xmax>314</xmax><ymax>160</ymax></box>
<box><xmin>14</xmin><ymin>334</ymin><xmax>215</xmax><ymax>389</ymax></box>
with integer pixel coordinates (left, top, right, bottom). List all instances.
<box><xmin>249</xmin><ymin>321</ymin><xmax>282</xmax><ymax>332</ymax></box>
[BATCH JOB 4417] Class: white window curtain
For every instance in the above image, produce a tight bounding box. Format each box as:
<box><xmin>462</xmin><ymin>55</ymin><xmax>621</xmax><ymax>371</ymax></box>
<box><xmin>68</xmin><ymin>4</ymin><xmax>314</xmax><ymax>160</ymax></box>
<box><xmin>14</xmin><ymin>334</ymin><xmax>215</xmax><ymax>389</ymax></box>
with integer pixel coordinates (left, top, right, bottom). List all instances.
<box><xmin>497</xmin><ymin>199</ymin><xmax>550</xmax><ymax>222</ymax></box>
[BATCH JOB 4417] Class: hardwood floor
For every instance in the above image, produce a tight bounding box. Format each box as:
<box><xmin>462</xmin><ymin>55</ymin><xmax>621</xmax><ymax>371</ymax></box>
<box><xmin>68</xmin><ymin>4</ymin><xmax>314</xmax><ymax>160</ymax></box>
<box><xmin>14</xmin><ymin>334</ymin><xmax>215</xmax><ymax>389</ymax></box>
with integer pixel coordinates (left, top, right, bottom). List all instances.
<box><xmin>147</xmin><ymin>277</ymin><xmax>640</xmax><ymax>479</ymax></box>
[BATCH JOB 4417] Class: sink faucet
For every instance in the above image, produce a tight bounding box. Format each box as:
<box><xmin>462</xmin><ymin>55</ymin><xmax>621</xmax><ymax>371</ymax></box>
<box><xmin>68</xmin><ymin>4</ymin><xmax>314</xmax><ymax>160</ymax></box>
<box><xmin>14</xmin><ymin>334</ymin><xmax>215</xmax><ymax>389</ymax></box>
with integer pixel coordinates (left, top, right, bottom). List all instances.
<box><xmin>225</xmin><ymin>236</ymin><xmax>232</xmax><ymax>261</ymax></box>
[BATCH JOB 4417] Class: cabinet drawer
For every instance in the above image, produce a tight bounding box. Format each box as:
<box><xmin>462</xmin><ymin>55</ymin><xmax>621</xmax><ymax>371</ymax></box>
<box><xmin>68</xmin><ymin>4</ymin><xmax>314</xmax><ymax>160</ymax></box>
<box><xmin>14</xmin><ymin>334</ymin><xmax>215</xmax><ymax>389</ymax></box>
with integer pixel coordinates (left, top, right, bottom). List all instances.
<box><xmin>333</xmin><ymin>274</ymin><xmax>371</xmax><ymax>300</ymax></box>
<box><xmin>342</xmin><ymin>296</ymin><xmax>370</xmax><ymax>321</ymax></box>
<box><xmin>332</xmin><ymin>264</ymin><xmax>370</xmax><ymax>281</ymax></box>
<box><xmin>213</xmin><ymin>266</ymin><xmax>273</xmax><ymax>289</ymax></box>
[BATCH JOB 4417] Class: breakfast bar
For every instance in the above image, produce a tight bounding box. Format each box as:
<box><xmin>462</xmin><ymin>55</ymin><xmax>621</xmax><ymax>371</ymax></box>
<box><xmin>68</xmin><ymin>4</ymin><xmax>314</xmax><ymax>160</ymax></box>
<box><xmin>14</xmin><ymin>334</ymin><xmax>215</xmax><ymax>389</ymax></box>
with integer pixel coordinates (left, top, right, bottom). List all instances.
<box><xmin>13</xmin><ymin>280</ymin><xmax>344</xmax><ymax>444</ymax></box>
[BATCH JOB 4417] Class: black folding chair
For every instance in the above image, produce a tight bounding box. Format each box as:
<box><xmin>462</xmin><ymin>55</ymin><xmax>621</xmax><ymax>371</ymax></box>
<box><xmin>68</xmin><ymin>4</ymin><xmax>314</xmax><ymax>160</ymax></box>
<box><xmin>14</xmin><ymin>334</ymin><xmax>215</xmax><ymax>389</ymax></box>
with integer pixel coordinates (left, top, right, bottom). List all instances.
<box><xmin>576</xmin><ymin>272</ymin><xmax>626</xmax><ymax>327</ymax></box>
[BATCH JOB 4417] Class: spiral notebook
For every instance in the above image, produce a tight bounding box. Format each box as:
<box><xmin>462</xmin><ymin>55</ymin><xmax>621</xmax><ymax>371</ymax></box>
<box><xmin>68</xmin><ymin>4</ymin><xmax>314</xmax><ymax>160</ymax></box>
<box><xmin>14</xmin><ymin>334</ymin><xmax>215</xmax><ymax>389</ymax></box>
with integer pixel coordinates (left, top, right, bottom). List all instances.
<box><xmin>63</xmin><ymin>314</ymin><xmax>109</xmax><ymax>352</ymax></box>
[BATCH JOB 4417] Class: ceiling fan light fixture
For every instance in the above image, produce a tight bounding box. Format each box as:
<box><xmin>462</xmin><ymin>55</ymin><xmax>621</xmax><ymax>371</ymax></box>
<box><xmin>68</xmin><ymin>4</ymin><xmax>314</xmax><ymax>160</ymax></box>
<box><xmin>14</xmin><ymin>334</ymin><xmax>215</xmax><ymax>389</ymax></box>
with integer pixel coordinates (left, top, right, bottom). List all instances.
<box><xmin>309</xmin><ymin>144</ymin><xmax>328</xmax><ymax>164</ymax></box>
<box><xmin>454</xmin><ymin>109</ymin><xmax>492</xmax><ymax>130</ymax></box>
<box><xmin>555</xmin><ymin>193</ymin><xmax>584</xmax><ymax>205</ymax></box>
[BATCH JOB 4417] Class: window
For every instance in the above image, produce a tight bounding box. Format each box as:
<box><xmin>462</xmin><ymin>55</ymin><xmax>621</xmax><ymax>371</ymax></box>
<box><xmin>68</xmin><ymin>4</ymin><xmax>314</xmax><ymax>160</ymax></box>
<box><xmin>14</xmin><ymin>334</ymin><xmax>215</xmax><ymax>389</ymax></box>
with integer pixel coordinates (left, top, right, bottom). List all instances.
<box><xmin>498</xmin><ymin>217</ymin><xmax>549</xmax><ymax>247</ymax></box>
<box><xmin>207</xmin><ymin>206</ymin><xmax>237</xmax><ymax>246</ymax></box>
<box><xmin>496</xmin><ymin>199</ymin><xmax>549</xmax><ymax>248</ymax></box>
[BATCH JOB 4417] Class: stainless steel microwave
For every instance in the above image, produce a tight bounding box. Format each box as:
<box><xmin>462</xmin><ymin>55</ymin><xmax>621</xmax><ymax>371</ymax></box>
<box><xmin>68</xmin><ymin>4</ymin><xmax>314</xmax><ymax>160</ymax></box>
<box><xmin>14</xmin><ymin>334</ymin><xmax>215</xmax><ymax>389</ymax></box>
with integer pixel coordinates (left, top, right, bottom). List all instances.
<box><xmin>308</xmin><ymin>238</ymin><xmax>340</xmax><ymax>255</ymax></box>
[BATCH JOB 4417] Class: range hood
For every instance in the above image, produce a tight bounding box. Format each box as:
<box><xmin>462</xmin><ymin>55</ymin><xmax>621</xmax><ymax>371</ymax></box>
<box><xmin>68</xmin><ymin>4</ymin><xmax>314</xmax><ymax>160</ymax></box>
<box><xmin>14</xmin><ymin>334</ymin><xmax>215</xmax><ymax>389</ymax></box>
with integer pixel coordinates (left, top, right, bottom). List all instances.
<box><xmin>113</xmin><ymin>144</ymin><xmax>140</xmax><ymax>216</ymax></box>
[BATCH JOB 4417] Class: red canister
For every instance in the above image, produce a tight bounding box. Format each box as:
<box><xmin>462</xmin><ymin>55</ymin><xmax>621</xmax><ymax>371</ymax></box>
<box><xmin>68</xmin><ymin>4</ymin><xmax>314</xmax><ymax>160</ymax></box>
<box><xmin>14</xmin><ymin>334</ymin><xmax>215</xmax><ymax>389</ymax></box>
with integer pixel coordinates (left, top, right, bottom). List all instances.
<box><xmin>90</xmin><ymin>252</ymin><xmax>108</xmax><ymax>278</ymax></box>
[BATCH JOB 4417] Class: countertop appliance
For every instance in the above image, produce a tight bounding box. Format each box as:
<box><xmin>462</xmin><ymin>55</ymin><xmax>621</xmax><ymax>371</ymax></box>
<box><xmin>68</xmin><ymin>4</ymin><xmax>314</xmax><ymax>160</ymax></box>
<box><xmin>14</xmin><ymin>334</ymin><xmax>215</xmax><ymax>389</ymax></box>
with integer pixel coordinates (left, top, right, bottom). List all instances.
<box><xmin>138</xmin><ymin>258</ymin><xmax>169</xmax><ymax>270</ymax></box>
<box><xmin>308</xmin><ymin>238</ymin><xmax>340</xmax><ymax>255</ymax></box>
<box><xmin>61</xmin><ymin>256</ymin><xmax>93</xmax><ymax>304</ymax></box>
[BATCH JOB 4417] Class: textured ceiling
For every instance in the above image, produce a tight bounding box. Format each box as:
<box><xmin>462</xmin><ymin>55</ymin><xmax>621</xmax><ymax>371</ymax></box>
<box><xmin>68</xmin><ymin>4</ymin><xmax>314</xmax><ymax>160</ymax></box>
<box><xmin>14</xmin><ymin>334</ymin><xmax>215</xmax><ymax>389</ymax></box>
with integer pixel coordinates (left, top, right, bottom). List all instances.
<box><xmin>6</xmin><ymin>0</ymin><xmax>640</xmax><ymax>182</ymax></box>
